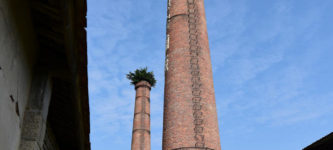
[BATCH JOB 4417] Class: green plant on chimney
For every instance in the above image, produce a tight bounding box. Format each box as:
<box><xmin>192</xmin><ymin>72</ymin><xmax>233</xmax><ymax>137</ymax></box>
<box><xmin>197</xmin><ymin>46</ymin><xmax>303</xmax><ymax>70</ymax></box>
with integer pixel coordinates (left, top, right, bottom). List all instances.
<box><xmin>126</xmin><ymin>67</ymin><xmax>156</xmax><ymax>87</ymax></box>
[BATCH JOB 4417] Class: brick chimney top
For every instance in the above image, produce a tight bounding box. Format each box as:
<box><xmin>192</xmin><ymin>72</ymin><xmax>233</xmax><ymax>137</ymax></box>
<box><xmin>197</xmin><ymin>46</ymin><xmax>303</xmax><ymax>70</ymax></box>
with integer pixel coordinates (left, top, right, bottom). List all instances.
<box><xmin>135</xmin><ymin>81</ymin><xmax>151</xmax><ymax>90</ymax></box>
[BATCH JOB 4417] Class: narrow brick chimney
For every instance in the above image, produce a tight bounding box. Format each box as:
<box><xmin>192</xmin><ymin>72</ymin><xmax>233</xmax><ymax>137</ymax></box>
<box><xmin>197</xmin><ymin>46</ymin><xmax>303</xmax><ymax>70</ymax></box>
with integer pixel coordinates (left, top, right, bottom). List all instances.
<box><xmin>163</xmin><ymin>0</ymin><xmax>221</xmax><ymax>149</ymax></box>
<box><xmin>131</xmin><ymin>81</ymin><xmax>151</xmax><ymax>150</ymax></box>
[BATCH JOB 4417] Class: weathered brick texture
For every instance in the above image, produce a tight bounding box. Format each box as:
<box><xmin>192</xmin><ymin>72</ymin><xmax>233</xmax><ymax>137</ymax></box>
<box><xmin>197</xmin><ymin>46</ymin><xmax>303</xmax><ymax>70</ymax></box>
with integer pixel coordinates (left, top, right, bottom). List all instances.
<box><xmin>163</xmin><ymin>0</ymin><xmax>221</xmax><ymax>150</ymax></box>
<box><xmin>131</xmin><ymin>81</ymin><xmax>151</xmax><ymax>150</ymax></box>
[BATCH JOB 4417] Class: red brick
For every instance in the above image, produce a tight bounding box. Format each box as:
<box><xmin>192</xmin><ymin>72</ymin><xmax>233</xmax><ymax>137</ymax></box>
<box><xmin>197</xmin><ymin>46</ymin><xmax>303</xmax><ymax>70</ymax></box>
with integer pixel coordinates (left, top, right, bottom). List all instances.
<box><xmin>163</xmin><ymin>0</ymin><xmax>221</xmax><ymax>149</ymax></box>
<box><xmin>131</xmin><ymin>81</ymin><xmax>151</xmax><ymax>150</ymax></box>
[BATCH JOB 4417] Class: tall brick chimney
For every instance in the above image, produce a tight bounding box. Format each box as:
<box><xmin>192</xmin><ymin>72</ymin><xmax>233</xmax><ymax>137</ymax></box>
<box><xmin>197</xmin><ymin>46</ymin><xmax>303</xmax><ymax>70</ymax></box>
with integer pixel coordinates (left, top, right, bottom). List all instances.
<box><xmin>131</xmin><ymin>81</ymin><xmax>151</xmax><ymax>150</ymax></box>
<box><xmin>163</xmin><ymin>0</ymin><xmax>221</xmax><ymax>149</ymax></box>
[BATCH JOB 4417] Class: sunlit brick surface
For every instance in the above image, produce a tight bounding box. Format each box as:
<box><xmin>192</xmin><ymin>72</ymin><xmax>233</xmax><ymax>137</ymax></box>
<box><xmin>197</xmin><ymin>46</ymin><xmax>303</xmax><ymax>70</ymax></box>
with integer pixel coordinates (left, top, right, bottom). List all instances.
<box><xmin>163</xmin><ymin>0</ymin><xmax>221</xmax><ymax>149</ymax></box>
<box><xmin>131</xmin><ymin>81</ymin><xmax>151</xmax><ymax>150</ymax></box>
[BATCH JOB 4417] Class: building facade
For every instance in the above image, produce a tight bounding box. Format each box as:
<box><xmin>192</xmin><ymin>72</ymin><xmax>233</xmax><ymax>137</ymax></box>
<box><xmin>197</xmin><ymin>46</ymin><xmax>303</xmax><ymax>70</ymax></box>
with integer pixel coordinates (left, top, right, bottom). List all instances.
<box><xmin>0</xmin><ymin>0</ymin><xmax>90</xmax><ymax>149</ymax></box>
<box><xmin>163</xmin><ymin>0</ymin><xmax>221</xmax><ymax>149</ymax></box>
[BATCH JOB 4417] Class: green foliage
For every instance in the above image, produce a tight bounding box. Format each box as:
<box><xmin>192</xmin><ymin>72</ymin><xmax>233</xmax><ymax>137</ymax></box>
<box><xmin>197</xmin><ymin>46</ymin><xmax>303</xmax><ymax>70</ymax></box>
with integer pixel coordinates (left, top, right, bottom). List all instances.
<box><xmin>126</xmin><ymin>67</ymin><xmax>156</xmax><ymax>87</ymax></box>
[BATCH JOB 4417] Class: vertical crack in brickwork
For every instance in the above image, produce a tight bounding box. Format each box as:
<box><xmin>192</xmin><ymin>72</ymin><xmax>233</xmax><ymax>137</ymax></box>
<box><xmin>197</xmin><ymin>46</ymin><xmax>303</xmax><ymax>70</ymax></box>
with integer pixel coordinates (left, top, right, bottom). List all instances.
<box><xmin>187</xmin><ymin>0</ymin><xmax>205</xmax><ymax>148</ymax></box>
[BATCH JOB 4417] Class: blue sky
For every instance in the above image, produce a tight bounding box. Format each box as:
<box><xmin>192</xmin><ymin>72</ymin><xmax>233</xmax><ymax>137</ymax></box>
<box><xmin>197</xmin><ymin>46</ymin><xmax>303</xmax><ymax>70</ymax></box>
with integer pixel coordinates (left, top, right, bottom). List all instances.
<box><xmin>87</xmin><ymin>0</ymin><xmax>333</xmax><ymax>149</ymax></box>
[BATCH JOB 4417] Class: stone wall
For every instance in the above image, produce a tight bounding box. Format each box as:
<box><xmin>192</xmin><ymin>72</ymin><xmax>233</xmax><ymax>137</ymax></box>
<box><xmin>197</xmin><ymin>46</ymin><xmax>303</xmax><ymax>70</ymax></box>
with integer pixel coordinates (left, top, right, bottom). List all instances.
<box><xmin>0</xmin><ymin>0</ymin><xmax>37</xmax><ymax>149</ymax></box>
<box><xmin>42</xmin><ymin>125</ymin><xmax>60</xmax><ymax>150</ymax></box>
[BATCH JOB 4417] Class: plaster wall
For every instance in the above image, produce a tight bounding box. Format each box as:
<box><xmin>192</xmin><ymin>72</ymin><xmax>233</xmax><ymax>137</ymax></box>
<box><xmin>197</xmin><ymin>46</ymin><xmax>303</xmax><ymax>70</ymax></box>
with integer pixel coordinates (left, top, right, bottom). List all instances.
<box><xmin>0</xmin><ymin>0</ymin><xmax>37</xmax><ymax>149</ymax></box>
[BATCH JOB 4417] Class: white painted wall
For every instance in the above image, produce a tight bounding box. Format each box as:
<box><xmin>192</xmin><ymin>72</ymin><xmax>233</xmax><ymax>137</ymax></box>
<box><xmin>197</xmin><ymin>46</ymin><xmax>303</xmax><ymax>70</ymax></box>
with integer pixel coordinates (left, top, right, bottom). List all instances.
<box><xmin>0</xmin><ymin>0</ymin><xmax>37</xmax><ymax>149</ymax></box>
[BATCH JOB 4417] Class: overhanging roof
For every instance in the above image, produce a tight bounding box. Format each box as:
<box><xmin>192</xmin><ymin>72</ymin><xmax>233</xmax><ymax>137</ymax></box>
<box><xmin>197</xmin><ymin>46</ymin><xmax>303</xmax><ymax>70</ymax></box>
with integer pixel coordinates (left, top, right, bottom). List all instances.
<box><xmin>29</xmin><ymin>0</ymin><xmax>90</xmax><ymax>149</ymax></box>
<box><xmin>304</xmin><ymin>132</ymin><xmax>333</xmax><ymax>150</ymax></box>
